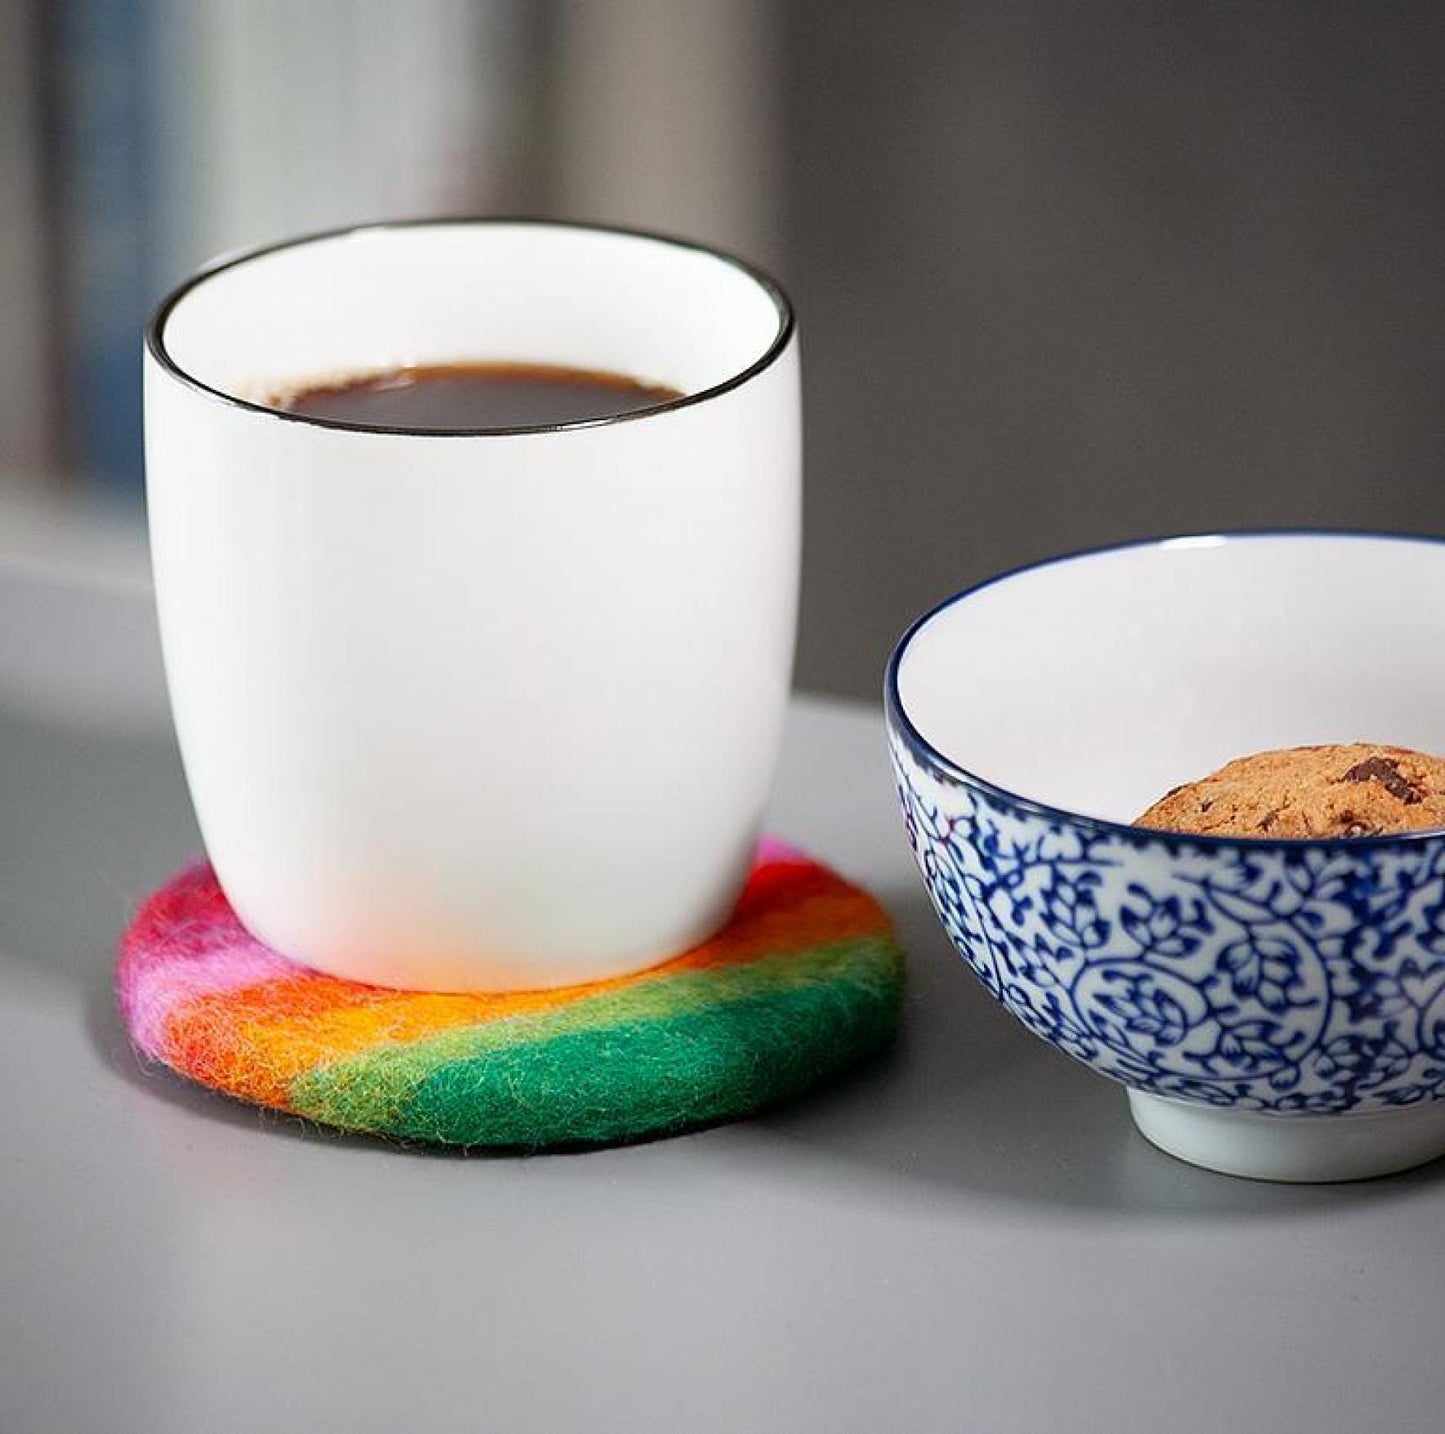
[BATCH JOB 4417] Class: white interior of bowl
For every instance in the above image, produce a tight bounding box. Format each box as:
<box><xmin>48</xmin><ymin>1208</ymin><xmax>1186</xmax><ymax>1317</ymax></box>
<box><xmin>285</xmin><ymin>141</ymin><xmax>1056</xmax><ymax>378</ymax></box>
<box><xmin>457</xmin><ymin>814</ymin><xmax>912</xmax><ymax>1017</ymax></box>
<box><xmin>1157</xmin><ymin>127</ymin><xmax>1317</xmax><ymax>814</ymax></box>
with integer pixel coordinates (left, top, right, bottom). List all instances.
<box><xmin>896</xmin><ymin>534</ymin><xmax>1445</xmax><ymax>824</ymax></box>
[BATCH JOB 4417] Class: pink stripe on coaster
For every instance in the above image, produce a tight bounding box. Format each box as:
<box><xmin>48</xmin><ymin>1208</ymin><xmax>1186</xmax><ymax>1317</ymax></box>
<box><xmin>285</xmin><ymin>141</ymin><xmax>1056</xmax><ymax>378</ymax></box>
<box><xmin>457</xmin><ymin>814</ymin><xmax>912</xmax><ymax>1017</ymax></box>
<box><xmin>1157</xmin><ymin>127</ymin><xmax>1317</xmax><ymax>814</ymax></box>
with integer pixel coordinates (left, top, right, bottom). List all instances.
<box><xmin>117</xmin><ymin>862</ymin><xmax>300</xmax><ymax>1059</ymax></box>
<box><xmin>755</xmin><ymin>835</ymin><xmax>812</xmax><ymax>865</ymax></box>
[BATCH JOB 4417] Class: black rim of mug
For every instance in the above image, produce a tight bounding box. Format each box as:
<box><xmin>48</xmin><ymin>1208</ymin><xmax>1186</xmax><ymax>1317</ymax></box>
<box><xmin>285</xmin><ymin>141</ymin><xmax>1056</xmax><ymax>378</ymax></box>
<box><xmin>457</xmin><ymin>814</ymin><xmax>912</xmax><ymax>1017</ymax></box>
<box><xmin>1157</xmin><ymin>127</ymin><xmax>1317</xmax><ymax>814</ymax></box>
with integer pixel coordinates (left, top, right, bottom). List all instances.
<box><xmin>145</xmin><ymin>216</ymin><xmax>796</xmax><ymax>438</ymax></box>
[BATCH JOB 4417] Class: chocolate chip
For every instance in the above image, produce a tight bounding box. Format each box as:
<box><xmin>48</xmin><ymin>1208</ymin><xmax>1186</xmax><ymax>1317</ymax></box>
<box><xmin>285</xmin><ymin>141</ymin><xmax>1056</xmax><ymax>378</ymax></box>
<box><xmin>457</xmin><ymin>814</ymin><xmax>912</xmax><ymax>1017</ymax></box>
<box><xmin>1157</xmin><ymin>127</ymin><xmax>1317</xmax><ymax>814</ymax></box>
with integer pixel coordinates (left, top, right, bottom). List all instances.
<box><xmin>1342</xmin><ymin>820</ymin><xmax>1383</xmax><ymax>838</ymax></box>
<box><xmin>1259</xmin><ymin>807</ymin><xmax>1280</xmax><ymax>830</ymax></box>
<box><xmin>1341</xmin><ymin>755</ymin><xmax>1422</xmax><ymax>804</ymax></box>
<box><xmin>1336</xmin><ymin>809</ymin><xmax>1379</xmax><ymax>836</ymax></box>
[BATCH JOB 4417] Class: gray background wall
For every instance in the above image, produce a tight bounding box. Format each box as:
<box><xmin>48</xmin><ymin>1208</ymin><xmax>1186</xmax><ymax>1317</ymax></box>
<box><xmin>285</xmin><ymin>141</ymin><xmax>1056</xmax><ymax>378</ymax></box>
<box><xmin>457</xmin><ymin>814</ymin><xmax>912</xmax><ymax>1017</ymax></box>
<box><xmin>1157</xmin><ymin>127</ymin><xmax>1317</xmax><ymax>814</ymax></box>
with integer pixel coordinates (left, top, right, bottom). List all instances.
<box><xmin>778</xmin><ymin>3</ymin><xmax>1445</xmax><ymax>698</ymax></box>
<box><xmin>5</xmin><ymin>2</ymin><xmax>1442</xmax><ymax>708</ymax></box>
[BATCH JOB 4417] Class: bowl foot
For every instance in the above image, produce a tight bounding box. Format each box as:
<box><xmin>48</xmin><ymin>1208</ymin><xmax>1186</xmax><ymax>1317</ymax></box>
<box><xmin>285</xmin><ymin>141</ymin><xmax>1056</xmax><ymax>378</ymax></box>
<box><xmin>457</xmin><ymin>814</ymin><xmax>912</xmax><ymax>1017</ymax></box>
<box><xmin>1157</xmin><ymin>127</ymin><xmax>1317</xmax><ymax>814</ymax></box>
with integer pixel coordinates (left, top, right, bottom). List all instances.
<box><xmin>1127</xmin><ymin>1091</ymin><xmax>1445</xmax><ymax>1183</ymax></box>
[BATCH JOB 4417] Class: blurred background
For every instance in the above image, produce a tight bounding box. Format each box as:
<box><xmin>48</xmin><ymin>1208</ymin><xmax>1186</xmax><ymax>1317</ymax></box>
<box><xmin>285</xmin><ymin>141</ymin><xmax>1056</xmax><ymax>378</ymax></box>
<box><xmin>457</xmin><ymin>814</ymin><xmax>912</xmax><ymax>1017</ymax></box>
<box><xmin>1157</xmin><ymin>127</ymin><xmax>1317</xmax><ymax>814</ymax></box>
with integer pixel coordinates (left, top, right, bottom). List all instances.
<box><xmin>3</xmin><ymin>0</ymin><xmax>1444</xmax><ymax>699</ymax></box>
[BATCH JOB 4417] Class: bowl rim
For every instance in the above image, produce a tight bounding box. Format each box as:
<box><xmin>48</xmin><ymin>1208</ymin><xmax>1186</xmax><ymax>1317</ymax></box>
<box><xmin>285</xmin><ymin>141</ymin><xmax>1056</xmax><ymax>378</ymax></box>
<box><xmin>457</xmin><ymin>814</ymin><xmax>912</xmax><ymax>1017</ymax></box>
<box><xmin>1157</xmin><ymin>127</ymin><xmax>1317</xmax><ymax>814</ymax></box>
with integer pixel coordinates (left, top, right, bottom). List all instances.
<box><xmin>885</xmin><ymin>527</ymin><xmax>1445</xmax><ymax>851</ymax></box>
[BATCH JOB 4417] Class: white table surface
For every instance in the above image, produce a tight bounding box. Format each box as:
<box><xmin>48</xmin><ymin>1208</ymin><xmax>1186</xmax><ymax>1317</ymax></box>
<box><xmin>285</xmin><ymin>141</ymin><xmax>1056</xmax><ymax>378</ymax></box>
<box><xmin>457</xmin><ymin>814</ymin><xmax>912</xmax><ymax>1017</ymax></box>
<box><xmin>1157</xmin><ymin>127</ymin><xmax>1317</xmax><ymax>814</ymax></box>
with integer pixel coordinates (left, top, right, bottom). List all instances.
<box><xmin>2</xmin><ymin>564</ymin><xmax>1442</xmax><ymax>1434</ymax></box>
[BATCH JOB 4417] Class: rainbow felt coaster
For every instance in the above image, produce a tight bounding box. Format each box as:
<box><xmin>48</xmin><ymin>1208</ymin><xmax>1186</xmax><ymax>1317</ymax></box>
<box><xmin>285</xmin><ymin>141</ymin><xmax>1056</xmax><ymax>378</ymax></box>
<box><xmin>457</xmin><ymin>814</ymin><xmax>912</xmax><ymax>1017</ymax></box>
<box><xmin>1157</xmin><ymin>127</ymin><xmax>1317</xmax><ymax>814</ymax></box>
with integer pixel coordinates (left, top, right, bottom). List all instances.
<box><xmin>116</xmin><ymin>840</ymin><xmax>904</xmax><ymax>1148</ymax></box>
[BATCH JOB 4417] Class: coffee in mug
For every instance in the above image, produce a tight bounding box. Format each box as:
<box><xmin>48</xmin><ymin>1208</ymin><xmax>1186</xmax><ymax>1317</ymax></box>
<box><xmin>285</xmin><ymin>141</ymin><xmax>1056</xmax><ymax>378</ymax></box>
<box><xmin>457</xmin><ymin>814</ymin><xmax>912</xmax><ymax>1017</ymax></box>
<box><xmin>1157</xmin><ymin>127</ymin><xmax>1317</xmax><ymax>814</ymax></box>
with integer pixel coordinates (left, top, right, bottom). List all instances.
<box><xmin>273</xmin><ymin>361</ymin><xmax>683</xmax><ymax>430</ymax></box>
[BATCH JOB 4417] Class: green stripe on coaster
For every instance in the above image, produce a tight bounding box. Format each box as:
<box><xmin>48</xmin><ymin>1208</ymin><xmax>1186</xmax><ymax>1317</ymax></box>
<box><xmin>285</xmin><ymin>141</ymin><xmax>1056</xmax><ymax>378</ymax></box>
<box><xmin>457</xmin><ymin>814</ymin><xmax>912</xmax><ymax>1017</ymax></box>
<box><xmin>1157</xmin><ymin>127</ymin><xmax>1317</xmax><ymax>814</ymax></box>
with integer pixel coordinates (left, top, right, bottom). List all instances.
<box><xmin>290</xmin><ymin>937</ymin><xmax>902</xmax><ymax>1145</ymax></box>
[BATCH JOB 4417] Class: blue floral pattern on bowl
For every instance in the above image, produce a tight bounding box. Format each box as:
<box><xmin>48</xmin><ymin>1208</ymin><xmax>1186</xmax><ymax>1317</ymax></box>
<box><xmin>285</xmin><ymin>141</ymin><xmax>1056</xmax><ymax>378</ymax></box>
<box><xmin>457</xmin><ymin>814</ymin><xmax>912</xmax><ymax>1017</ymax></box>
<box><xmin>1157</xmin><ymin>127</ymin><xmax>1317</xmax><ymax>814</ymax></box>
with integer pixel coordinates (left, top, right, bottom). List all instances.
<box><xmin>889</xmin><ymin>730</ymin><xmax>1445</xmax><ymax>1114</ymax></box>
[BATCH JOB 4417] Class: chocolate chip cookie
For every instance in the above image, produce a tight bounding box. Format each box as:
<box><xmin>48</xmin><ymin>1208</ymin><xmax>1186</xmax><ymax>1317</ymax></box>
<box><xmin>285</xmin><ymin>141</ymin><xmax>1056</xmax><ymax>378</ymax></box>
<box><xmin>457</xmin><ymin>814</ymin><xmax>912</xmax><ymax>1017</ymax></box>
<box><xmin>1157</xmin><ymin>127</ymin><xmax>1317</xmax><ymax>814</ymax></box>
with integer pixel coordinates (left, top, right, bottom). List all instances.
<box><xmin>1136</xmin><ymin>744</ymin><xmax>1445</xmax><ymax>838</ymax></box>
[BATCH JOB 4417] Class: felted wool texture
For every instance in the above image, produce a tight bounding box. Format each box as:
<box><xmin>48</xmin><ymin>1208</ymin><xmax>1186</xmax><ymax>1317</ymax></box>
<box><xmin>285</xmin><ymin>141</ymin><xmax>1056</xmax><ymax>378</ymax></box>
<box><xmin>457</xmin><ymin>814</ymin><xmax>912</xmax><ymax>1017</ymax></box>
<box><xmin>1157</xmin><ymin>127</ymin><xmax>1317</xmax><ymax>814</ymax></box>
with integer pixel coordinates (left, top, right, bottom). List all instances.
<box><xmin>116</xmin><ymin>839</ymin><xmax>905</xmax><ymax>1148</ymax></box>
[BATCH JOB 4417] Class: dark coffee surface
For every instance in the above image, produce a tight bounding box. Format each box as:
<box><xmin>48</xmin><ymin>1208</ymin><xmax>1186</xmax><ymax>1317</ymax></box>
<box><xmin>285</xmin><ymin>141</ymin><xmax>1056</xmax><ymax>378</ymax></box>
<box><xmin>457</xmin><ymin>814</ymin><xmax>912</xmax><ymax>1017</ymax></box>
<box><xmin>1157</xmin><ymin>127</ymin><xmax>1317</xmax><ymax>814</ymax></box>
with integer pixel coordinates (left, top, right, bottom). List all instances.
<box><xmin>277</xmin><ymin>361</ymin><xmax>683</xmax><ymax>431</ymax></box>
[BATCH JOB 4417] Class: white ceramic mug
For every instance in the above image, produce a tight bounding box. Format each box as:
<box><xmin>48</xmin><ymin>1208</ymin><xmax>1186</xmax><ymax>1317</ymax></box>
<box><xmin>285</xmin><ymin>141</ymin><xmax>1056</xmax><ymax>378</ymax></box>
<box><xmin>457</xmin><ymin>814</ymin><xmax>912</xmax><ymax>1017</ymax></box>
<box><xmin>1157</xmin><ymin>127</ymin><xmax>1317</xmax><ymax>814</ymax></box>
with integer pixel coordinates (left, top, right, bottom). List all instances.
<box><xmin>144</xmin><ymin>219</ymin><xmax>800</xmax><ymax>991</ymax></box>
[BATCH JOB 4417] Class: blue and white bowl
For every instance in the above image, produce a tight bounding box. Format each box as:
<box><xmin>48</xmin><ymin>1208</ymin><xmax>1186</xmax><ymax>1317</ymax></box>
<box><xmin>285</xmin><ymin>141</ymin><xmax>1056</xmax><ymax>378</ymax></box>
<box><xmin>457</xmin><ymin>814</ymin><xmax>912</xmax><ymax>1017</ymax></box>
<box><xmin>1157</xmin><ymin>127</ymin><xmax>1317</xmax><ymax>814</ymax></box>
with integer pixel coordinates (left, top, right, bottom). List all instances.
<box><xmin>886</xmin><ymin>532</ymin><xmax>1445</xmax><ymax>1181</ymax></box>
